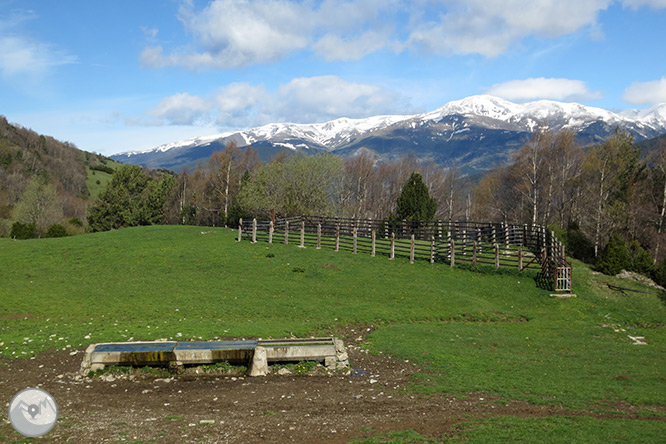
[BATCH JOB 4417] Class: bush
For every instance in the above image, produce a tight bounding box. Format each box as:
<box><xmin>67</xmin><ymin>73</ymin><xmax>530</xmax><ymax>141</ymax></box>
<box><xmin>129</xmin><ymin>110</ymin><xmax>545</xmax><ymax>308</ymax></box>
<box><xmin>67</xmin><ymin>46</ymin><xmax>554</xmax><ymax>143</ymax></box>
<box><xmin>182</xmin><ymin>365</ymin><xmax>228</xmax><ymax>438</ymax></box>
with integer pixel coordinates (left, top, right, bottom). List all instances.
<box><xmin>627</xmin><ymin>240</ymin><xmax>654</xmax><ymax>275</ymax></box>
<box><xmin>45</xmin><ymin>224</ymin><xmax>68</xmax><ymax>238</ymax></box>
<box><xmin>89</xmin><ymin>164</ymin><xmax>114</xmax><ymax>174</ymax></box>
<box><xmin>595</xmin><ymin>234</ymin><xmax>629</xmax><ymax>276</ymax></box>
<box><xmin>565</xmin><ymin>222</ymin><xmax>595</xmax><ymax>263</ymax></box>
<box><xmin>10</xmin><ymin>221</ymin><xmax>37</xmax><ymax>239</ymax></box>
<box><xmin>653</xmin><ymin>259</ymin><xmax>666</xmax><ymax>288</ymax></box>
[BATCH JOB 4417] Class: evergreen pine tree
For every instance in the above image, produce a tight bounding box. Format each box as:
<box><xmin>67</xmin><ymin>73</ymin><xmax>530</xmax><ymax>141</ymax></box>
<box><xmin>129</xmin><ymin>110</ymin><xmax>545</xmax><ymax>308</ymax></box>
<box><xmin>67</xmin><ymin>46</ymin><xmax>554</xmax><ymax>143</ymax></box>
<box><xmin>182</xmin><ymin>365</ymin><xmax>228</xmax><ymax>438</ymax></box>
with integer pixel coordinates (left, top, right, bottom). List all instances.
<box><xmin>396</xmin><ymin>172</ymin><xmax>437</xmax><ymax>222</ymax></box>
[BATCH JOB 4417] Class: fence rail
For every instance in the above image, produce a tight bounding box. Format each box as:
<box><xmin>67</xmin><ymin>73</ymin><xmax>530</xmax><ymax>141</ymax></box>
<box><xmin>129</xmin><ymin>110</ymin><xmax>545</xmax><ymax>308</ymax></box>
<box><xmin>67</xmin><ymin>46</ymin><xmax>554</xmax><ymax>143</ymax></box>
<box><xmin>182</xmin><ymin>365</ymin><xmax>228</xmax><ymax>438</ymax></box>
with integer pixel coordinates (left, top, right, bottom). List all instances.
<box><xmin>239</xmin><ymin>216</ymin><xmax>572</xmax><ymax>291</ymax></box>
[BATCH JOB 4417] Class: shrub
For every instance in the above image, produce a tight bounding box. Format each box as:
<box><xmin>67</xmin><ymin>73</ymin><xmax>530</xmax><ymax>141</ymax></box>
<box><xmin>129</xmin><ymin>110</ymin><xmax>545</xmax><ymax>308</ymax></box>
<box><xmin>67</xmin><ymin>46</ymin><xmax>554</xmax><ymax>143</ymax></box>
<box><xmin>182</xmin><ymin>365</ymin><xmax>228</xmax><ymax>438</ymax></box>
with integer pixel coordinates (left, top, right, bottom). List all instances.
<box><xmin>653</xmin><ymin>259</ymin><xmax>666</xmax><ymax>288</ymax></box>
<box><xmin>565</xmin><ymin>222</ymin><xmax>595</xmax><ymax>263</ymax></box>
<box><xmin>10</xmin><ymin>221</ymin><xmax>36</xmax><ymax>239</ymax></box>
<box><xmin>627</xmin><ymin>240</ymin><xmax>654</xmax><ymax>275</ymax></box>
<box><xmin>595</xmin><ymin>234</ymin><xmax>629</xmax><ymax>276</ymax></box>
<box><xmin>89</xmin><ymin>164</ymin><xmax>114</xmax><ymax>174</ymax></box>
<box><xmin>45</xmin><ymin>224</ymin><xmax>68</xmax><ymax>238</ymax></box>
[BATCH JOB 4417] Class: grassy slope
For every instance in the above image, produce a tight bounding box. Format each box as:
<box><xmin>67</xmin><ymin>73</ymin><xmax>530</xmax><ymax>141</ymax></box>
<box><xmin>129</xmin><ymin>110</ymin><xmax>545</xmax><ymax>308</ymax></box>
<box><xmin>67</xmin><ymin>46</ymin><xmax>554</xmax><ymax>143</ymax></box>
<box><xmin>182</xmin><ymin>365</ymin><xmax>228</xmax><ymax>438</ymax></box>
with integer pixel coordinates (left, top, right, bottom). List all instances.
<box><xmin>0</xmin><ymin>226</ymin><xmax>664</xmax><ymax>440</ymax></box>
<box><xmin>85</xmin><ymin>159</ymin><xmax>124</xmax><ymax>200</ymax></box>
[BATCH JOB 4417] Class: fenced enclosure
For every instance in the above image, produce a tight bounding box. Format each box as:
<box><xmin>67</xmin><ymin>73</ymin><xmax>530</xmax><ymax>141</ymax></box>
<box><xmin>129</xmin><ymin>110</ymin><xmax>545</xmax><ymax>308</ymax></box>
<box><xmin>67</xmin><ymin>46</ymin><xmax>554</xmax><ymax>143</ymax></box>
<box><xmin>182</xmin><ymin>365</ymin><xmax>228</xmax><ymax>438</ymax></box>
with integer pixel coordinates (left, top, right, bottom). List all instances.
<box><xmin>238</xmin><ymin>215</ymin><xmax>572</xmax><ymax>292</ymax></box>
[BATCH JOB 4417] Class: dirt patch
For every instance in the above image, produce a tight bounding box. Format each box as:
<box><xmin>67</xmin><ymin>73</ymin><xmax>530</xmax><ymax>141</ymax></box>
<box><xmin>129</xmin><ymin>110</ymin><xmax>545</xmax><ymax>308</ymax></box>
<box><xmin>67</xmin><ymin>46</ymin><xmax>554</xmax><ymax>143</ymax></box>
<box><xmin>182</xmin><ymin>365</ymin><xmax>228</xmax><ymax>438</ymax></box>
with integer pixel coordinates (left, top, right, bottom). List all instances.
<box><xmin>1</xmin><ymin>338</ymin><xmax>663</xmax><ymax>443</ymax></box>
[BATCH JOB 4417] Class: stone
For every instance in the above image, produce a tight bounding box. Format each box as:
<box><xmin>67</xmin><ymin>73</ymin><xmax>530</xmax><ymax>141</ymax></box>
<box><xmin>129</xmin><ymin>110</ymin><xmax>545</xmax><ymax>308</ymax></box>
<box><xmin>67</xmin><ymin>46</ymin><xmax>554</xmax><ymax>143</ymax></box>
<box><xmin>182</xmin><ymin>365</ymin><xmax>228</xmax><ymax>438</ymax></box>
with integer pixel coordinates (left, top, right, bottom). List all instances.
<box><xmin>277</xmin><ymin>367</ymin><xmax>292</xmax><ymax>375</ymax></box>
<box><xmin>248</xmin><ymin>346</ymin><xmax>268</xmax><ymax>376</ymax></box>
<box><xmin>324</xmin><ymin>356</ymin><xmax>337</xmax><ymax>369</ymax></box>
<box><xmin>334</xmin><ymin>338</ymin><xmax>345</xmax><ymax>353</ymax></box>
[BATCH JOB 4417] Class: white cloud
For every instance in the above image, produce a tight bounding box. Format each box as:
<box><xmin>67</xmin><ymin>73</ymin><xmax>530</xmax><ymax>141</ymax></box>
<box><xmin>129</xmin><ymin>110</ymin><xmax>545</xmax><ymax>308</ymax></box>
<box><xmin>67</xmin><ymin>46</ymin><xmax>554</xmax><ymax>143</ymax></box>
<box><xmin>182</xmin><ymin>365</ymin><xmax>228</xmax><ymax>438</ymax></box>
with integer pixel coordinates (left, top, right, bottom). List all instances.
<box><xmin>623</xmin><ymin>77</ymin><xmax>666</xmax><ymax>105</ymax></box>
<box><xmin>0</xmin><ymin>8</ymin><xmax>76</xmax><ymax>78</ymax></box>
<box><xmin>142</xmin><ymin>0</ymin><xmax>639</xmax><ymax>67</ymax></box>
<box><xmin>408</xmin><ymin>0</ymin><xmax>612</xmax><ymax>57</ymax></box>
<box><xmin>313</xmin><ymin>31</ymin><xmax>389</xmax><ymax>62</ymax></box>
<box><xmin>215</xmin><ymin>82</ymin><xmax>269</xmax><ymax>127</ymax></box>
<box><xmin>141</xmin><ymin>0</ymin><xmax>399</xmax><ymax>69</ymax></box>
<box><xmin>147</xmin><ymin>92</ymin><xmax>212</xmax><ymax>125</ymax></box>
<box><xmin>140</xmin><ymin>26</ymin><xmax>159</xmax><ymax>39</ymax></box>
<box><xmin>0</xmin><ymin>17</ymin><xmax>76</xmax><ymax>78</ymax></box>
<box><xmin>139</xmin><ymin>75</ymin><xmax>408</xmax><ymax>129</ymax></box>
<box><xmin>621</xmin><ymin>0</ymin><xmax>666</xmax><ymax>8</ymax></box>
<box><xmin>274</xmin><ymin>75</ymin><xmax>405</xmax><ymax>122</ymax></box>
<box><xmin>487</xmin><ymin>78</ymin><xmax>603</xmax><ymax>102</ymax></box>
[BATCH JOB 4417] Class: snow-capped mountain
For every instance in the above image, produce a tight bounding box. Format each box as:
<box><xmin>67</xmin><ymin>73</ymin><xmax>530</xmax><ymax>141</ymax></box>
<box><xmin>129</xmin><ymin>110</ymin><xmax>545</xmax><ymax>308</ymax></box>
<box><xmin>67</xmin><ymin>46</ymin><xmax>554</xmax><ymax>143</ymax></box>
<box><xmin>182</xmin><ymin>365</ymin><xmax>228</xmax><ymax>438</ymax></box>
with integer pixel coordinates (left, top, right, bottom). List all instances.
<box><xmin>112</xmin><ymin>95</ymin><xmax>666</xmax><ymax>173</ymax></box>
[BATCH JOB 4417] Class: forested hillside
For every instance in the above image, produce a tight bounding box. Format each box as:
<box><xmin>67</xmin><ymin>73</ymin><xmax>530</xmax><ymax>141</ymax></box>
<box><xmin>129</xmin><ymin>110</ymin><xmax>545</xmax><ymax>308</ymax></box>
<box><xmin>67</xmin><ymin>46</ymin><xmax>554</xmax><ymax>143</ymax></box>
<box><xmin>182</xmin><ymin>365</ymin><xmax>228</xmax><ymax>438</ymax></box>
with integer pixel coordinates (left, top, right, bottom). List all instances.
<box><xmin>4</xmin><ymin>114</ymin><xmax>666</xmax><ymax>287</ymax></box>
<box><xmin>0</xmin><ymin>116</ymin><xmax>117</xmax><ymax>237</ymax></box>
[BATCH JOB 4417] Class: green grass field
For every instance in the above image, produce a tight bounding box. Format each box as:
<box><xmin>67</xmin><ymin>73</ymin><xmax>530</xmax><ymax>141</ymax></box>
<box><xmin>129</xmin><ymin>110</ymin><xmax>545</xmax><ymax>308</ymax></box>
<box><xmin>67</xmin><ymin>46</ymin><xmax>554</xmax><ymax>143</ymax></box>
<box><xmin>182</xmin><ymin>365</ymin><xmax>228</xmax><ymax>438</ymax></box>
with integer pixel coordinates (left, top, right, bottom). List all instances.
<box><xmin>1</xmin><ymin>225</ymin><xmax>665</xmax><ymax>441</ymax></box>
<box><xmin>85</xmin><ymin>159</ymin><xmax>124</xmax><ymax>200</ymax></box>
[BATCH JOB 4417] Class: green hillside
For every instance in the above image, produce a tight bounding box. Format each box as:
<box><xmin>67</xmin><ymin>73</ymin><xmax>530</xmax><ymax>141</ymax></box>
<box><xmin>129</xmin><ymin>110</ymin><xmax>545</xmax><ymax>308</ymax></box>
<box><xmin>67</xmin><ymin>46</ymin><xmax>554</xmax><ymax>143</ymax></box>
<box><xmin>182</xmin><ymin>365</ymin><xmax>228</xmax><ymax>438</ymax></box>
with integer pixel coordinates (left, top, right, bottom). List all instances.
<box><xmin>0</xmin><ymin>226</ymin><xmax>664</xmax><ymax>441</ymax></box>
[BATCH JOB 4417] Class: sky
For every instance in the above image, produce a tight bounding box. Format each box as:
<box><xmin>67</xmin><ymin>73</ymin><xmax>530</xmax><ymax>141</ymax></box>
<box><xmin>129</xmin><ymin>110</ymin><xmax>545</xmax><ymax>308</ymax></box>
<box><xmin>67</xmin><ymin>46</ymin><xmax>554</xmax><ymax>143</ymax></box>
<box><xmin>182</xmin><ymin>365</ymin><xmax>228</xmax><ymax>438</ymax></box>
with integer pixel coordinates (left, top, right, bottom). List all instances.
<box><xmin>1</xmin><ymin>0</ymin><xmax>666</xmax><ymax>156</ymax></box>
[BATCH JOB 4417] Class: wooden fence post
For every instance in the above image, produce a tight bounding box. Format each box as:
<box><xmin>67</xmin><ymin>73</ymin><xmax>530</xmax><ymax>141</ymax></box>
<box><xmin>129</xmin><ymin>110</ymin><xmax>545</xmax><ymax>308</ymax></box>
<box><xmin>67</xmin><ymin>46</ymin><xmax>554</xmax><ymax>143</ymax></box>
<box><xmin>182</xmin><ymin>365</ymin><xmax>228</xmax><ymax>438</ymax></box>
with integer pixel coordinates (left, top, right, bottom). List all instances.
<box><xmin>284</xmin><ymin>221</ymin><xmax>289</xmax><ymax>245</ymax></box>
<box><xmin>238</xmin><ymin>218</ymin><xmax>243</xmax><ymax>242</ymax></box>
<box><xmin>462</xmin><ymin>228</ymin><xmax>467</xmax><ymax>255</ymax></box>
<box><xmin>316</xmin><ymin>223</ymin><xmax>321</xmax><ymax>249</ymax></box>
<box><xmin>430</xmin><ymin>236</ymin><xmax>435</xmax><ymax>264</ymax></box>
<box><xmin>384</xmin><ymin>220</ymin><xmax>389</xmax><ymax>239</ymax></box>
<box><xmin>472</xmin><ymin>241</ymin><xmax>477</xmax><ymax>266</ymax></box>
<box><xmin>410</xmin><ymin>234</ymin><xmax>415</xmax><ymax>264</ymax></box>
<box><xmin>504</xmin><ymin>223</ymin><xmax>509</xmax><ymax>248</ymax></box>
<box><xmin>518</xmin><ymin>247</ymin><xmax>523</xmax><ymax>270</ymax></box>
<box><xmin>252</xmin><ymin>218</ymin><xmax>257</xmax><ymax>243</ymax></box>
<box><xmin>450</xmin><ymin>239</ymin><xmax>455</xmax><ymax>268</ymax></box>
<box><xmin>268</xmin><ymin>221</ymin><xmax>274</xmax><ymax>244</ymax></box>
<box><xmin>353</xmin><ymin>227</ymin><xmax>358</xmax><ymax>254</ymax></box>
<box><xmin>371</xmin><ymin>229</ymin><xmax>376</xmax><ymax>257</ymax></box>
<box><xmin>390</xmin><ymin>232</ymin><xmax>395</xmax><ymax>260</ymax></box>
<box><xmin>299</xmin><ymin>220</ymin><xmax>305</xmax><ymax>248</ymax></box>
<box><xmin>494</xmin><ymin>243</ymin><xmax>500</xmax><ymax>269</ymax></box>
<box><xmin>335</xmin><ymin>225</ymin><xmax>340</xmax><ymax>251</ymax></box>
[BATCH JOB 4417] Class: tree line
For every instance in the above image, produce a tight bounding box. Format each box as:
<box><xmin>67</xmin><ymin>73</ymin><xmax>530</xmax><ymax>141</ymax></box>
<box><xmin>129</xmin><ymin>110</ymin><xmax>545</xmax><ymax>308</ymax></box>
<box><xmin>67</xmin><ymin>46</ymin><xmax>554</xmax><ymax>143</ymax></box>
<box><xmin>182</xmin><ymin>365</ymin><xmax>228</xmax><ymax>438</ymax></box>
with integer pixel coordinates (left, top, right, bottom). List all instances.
<box><xmin>4</xmin><ymin>115</ymin><xmax>666</xmax><ymax>283</ymax></box>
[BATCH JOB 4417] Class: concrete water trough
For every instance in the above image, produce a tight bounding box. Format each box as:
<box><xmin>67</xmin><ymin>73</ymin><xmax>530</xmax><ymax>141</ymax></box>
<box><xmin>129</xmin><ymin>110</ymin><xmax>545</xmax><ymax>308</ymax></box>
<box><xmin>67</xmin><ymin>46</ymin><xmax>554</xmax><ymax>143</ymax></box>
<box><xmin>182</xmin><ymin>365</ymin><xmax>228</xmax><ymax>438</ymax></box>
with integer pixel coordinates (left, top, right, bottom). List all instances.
<box><xmin>79</xmin><ymin>337</ymin><xmax>349</xmax><ymax>377</ymax></box>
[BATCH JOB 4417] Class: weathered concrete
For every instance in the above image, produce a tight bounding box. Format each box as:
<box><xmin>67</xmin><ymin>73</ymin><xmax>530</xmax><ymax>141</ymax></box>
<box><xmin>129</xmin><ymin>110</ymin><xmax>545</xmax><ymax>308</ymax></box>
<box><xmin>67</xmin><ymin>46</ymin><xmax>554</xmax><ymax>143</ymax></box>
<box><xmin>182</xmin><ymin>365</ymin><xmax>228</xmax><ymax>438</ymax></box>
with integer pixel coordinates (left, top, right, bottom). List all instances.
<box><xmin>79</xmin><ymin>337</ymin><xmax>348</xmax><ymax>377</ymax></box>
<box><xmin>248</xmin><ymin>346</ymin><xmax>268</xmax><ymax>376</ymax></box>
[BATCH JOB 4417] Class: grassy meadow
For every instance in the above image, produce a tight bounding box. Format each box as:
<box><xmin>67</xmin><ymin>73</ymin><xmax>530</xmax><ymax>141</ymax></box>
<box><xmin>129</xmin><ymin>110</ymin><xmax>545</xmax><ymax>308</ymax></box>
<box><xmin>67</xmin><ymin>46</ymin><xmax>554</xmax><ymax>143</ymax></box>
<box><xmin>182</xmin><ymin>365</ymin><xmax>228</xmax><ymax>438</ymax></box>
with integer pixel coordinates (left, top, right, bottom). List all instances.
<box><xmin>1</xmin><ymin>225</ymin><xmax>665</xmax><ymax>441</ymax></box>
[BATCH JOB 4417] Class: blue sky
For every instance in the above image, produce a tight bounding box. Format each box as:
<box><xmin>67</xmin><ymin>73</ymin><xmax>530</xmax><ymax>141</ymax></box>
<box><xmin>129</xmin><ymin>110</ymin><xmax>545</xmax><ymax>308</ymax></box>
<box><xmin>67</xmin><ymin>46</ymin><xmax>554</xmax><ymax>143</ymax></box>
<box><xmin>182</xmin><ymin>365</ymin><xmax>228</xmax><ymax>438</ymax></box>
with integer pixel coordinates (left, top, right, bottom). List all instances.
<box><xmin>1</xmin><ymin>0</ymin><xmax>665</xmax><ymax>156</ymax></box>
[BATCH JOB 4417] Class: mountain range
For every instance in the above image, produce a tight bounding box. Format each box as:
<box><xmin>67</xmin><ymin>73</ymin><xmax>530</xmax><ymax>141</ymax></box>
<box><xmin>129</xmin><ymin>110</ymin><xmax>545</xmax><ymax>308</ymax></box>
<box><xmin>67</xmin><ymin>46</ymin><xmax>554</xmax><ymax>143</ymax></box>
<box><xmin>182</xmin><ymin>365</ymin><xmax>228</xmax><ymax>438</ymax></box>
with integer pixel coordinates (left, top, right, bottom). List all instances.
<box><xmin>112</xmin><ymin>95</ymin><xmax>666</xmax><ymax>174</ymax></box>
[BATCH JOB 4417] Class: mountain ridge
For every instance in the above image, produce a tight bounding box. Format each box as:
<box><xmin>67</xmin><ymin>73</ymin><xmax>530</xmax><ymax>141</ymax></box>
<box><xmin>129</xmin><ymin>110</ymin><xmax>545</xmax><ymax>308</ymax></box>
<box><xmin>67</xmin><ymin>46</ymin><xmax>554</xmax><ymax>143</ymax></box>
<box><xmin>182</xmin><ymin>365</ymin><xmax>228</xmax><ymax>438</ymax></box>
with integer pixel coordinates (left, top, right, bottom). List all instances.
<box><xmin>112</xmin><ymin>95</ymin><xmax>666</xmax><ymax>173</ymax></box>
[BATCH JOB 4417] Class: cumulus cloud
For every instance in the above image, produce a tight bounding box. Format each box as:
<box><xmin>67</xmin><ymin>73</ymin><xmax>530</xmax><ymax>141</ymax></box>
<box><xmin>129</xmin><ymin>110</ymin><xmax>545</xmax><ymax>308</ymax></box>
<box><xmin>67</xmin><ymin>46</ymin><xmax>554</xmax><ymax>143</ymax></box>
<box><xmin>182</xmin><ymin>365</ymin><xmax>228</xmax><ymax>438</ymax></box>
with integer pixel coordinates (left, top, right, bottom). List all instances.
<box><xmin>215</xmin><ymin>82</ymin><xmax>270</xmax><ymax>127</ymax></box>
<box><xmin>623</xmin><ymin>77</ymin><xmax>666</xmax><ymax>105</ymax></box>
<box><xmin>408</xmin><ymin>0</ymin><xmax>612</xmax><ymax>57</ymax></box>
<box><xmin>138</xmin><ymin>75</ymin><xmax>407</xmax><ymax>128</ymax></box>
<box><xmin>141</xmin><ymin>0</ymin><xmax>400</xmax><ymax>69</ymax></box>
<box><xmin>273</xmin><ymin>75</ymin><xmax>405</xmax><ymax>122</ymax></box>
<box><xmin>140</xmin><ymin>0</ymin><xmax>666</xmax><ymax>68</ymax></box>
<box><xmin>487</xmin><ymin>78</ymin><xmax>603</xmax><ymax>102</ymax></box>
<box><xmin>147</xmin><ymin>92</ymin><xmax>212</xmax><ymax>125</ymax></box>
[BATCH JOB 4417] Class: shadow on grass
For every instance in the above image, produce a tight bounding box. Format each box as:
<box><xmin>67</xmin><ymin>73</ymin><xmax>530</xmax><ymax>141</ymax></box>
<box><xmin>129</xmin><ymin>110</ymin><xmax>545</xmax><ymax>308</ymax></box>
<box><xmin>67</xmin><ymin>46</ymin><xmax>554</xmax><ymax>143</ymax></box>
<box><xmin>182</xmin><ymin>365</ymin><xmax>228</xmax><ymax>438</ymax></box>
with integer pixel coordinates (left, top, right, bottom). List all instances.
<box><xmin>534</xmin><ymin>272</ymin><xmax>553</xmax><ymax>291</ymax></box>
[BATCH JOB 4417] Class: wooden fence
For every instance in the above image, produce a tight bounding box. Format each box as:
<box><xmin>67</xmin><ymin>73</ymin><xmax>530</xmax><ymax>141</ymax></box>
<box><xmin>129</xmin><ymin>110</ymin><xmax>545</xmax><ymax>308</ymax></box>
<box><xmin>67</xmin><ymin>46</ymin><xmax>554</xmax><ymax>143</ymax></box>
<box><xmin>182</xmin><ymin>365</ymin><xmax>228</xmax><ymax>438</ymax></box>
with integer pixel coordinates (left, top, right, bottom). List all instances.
<box><xmin>238</xmin><ymin>215</ymin><xmax>572</xmax><ymax>291</ymax></box>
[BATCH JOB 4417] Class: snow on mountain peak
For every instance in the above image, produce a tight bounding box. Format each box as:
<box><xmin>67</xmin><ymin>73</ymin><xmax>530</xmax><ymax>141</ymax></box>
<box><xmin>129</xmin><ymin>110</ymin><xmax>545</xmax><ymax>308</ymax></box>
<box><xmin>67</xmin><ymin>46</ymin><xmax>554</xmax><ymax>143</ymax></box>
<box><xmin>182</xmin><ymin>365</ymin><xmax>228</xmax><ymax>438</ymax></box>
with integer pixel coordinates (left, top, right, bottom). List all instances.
<box><xmin>117</xmin><ymin>95</ymin><xmax>666</xmax><ymax>158</ymax></box>
<box><xmin>424</xmin><ymin>95</ymin><xmax>522</xmax><ymax>121</ymax></box>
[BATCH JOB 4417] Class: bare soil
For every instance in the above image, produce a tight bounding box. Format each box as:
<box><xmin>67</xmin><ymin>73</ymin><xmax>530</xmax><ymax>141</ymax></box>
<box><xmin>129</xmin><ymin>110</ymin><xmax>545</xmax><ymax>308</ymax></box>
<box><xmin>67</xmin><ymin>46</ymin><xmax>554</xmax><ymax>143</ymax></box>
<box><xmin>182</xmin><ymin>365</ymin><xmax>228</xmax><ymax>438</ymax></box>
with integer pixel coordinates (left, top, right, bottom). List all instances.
<box><xmin>1</xmin><ymin>331</ymin><xmax>663</xmax><ymax>443</ymax></box>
